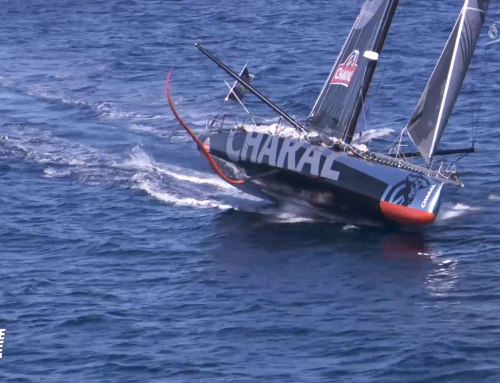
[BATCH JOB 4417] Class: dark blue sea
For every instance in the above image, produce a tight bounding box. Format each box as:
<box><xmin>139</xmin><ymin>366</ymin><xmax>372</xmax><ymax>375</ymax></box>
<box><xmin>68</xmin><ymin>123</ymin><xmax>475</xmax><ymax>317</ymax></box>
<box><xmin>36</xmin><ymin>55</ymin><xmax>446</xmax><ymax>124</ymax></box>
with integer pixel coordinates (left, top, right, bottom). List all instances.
<box><xmin>2</xmin><ymin>0</ymin><xmax>500</xmax><ymax>381</ymax></box>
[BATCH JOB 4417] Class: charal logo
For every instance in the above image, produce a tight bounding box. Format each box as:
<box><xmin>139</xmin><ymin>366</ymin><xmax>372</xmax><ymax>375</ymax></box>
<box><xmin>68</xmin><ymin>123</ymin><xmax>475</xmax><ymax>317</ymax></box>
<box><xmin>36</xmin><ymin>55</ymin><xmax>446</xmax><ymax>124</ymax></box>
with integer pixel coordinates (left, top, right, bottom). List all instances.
<box><xmin>421</xmin><ymin>184</ymin><xmax>436</xmax><ymax>208</ymax></box>
<box><xmin>331</xmin><ymin>50</ymin><xmax>359</xmax><ymax>87</ymax></box>
<box><xmin>0</xmin><ymin>329</ymin><xmax>5</xmax><ymax>358</ymax></box>
<box><xmin>385</xmin><ymin>174</ymin><xmax>431</xmax><ymax>207</ymax></box>
<box><xmin>488</xmin><ymin>21</ymin><xmax>500</xmax><ymax>46</ymax></box>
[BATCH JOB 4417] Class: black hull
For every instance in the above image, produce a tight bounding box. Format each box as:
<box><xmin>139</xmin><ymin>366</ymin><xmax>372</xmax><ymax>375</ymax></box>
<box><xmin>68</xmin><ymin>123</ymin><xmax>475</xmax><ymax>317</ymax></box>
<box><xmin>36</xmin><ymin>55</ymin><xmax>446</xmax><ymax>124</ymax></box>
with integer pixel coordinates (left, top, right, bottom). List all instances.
<box><xmin>216</xmin><ymin>158</ymin><xmax>390</xmax><ymax>223</ymax></box>
<box><xmin>203</xmin><ymin>131</ymin><xmax>444</xmax><ymax>226</ymax></box>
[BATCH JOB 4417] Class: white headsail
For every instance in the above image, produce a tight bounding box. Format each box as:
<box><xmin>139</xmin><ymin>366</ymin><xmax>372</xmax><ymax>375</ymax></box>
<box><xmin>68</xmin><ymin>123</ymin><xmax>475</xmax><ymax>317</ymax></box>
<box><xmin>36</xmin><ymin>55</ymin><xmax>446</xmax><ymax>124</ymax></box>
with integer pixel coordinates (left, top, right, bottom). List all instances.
<box><xmin>407</xmin><ymin>0</ymin><xmax>490</xmax><ymax>162</ymax></box>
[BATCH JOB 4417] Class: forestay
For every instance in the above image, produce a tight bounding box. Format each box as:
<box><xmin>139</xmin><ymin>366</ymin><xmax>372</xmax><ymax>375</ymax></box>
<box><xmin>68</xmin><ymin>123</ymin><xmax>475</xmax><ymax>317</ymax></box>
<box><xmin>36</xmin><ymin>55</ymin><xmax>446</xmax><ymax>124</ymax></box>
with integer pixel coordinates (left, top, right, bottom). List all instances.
<box><xmin>407</xmin><ymin>0</ymin><xmax>491</xmax><ymax>162</ymax></box>
<box><xmin>225</xmin><ymin>63</ymin><xmax>254</xmax><ymax>102</ymax></box>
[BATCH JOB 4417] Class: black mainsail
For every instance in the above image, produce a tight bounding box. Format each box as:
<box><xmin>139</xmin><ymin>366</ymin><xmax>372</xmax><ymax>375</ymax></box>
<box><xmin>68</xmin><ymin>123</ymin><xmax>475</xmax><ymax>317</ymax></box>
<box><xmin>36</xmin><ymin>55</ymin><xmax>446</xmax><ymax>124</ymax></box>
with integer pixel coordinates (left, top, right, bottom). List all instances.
<box><xmin>308</xmin><ymin>0</ymin><xmax>400</xmax><ymax>142</ymax></box>
<box><xmin>407</xmin><ymin>0</ymin><xmax>490</xmax><ymax>162</ymax></box>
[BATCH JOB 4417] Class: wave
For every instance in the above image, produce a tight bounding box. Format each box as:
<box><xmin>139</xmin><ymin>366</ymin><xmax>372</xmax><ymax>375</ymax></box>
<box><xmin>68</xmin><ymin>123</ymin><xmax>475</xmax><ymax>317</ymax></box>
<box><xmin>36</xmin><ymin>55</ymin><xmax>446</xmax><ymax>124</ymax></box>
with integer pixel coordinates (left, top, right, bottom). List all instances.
<box><xmin>437</xmin><ymin>203</ymin><xmax>480</xmax><ymax>221</ymax></box>
<box><xmin>25</xmin><ymin>86</ymin><xmax>169</xmax><ymax>123</ymax></box>
<box><xmin>122</xmin><ymin>146</ymin><xmax>236</xmax><ymax>190</ymax></box>
<box><xmin>268</xmin><ymin>213</ymin><xmax>315</xmax><ymax>224</ymax></box>
<box><xmin>43</xmin><ymin>167</ymin><xmax>72</xmax><ymax>178</ymax></box>
<box><xmin>120</xmin><ymin>148</ymin><xmax>389</xmax><ymax>223</ymax></box>
<box><xmin>355</xmin><ymin>127</ymin><xmax>395</xmax><ymax>142</ymax></box>
<box><xmin>132</xmin><ymin>176</ymin><xmax>233</xmax><ymax>210</ymax></box>
<box><xmin>343</xmin><ymin>225</ymin><xmax>361</xmax><ymax>231</ymax></box>
<box><xmin>1</xmin><ymin>129</ymin><xmax>257</xmax><ymax>212</ymax></box>
<box><xmin>155</xmin><ymin>167</ymin><xmax>234</xmax><ymax>189</ymax></box>
<box><xmin>0</xmin><ymin>124</ymin><xmax>101</xmax><ymax>169</ymax></box>
<box><xmin>488</xmin><ymin>194</ymin><xmax>500</xmax><ymax>201</ymax></box>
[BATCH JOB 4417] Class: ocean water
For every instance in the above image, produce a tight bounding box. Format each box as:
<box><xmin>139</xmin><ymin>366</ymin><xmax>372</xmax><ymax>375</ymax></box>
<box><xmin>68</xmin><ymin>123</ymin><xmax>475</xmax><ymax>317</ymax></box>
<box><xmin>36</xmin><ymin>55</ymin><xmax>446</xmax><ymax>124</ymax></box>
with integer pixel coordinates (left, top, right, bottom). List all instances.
<box><xmin>1</xmin><ymin>0</ymin><xmax>500</xmax><ymax>381</ymax></box>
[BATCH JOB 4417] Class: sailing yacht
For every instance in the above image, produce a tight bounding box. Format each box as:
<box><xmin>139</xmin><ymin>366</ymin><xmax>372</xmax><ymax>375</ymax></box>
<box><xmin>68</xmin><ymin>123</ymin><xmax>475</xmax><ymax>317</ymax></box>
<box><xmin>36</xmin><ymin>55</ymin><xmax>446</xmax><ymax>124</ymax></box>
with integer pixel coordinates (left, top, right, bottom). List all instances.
<box><xmin>167</xmin><ymin>0</ymin><xmax>492</xmax><ymax>226</ymax></box>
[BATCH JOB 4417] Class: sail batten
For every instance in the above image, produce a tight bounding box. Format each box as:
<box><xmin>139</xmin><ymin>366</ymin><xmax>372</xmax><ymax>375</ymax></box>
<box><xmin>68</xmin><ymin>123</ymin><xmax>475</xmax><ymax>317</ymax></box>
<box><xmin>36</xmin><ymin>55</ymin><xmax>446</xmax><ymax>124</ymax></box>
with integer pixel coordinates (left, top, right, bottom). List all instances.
<box><xmin>407</xmin><ymin>0</ymin><xmax>490</xmax><ymax>162</ymax></box>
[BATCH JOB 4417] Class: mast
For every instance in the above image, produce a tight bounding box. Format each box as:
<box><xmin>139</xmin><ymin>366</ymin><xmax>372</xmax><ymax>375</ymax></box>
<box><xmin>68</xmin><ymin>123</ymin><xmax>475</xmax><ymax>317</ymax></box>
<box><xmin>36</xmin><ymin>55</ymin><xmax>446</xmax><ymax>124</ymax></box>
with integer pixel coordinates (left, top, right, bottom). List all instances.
<box><xmin>343</xmin><ymin>0</ymin><xmax>400</xmax><ymax>143</ymax></box>
<box><xmin>195</xmin><ymin>43</ymin><xmax>307</xmax><ymax>133</ymax></box>
<box><xmin>308</xmin><ymin>0</ymin><xmax>400</xmax><ymax>141</ymax></box>
<box><xmin>407</xmin><ymin>0</ymin><xmax>490</xmax><ymax>162</ymax></box>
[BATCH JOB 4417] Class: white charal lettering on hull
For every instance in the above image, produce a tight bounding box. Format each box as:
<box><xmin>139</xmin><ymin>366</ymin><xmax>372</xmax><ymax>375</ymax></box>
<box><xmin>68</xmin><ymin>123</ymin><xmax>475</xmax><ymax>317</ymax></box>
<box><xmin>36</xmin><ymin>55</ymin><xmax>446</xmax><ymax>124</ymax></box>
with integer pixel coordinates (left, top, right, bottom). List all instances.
<box><xmin>296</xmin><ymin>145</ymin><xmax>323</xmax><ymax>176</ymax></box>
<box><xmin>277</xmin><ymin>138</ymin><xmax>303</xmax><ymax>170</ymax></box>
<box><xmin>226</xmin><ymin>131</ymin><xmax>241</xmax><ymax>162</ymax></box>
<box><xmin>320</xmin><ymin>153</ymin><xmax>340</xmax><ymax>181</ymax></box>
<box><xmin>223</xmin><ymin>132</ymin><xmax>341</xmax><ymax>181</ymax></box>
<box><xmin>257</xmin><ymin>134</ymin><xmax>279</xmax><ymax>166</ymax></box>
<box><xmin>240</xmin><ymin>132</ymin><xmax>264</xmax><ymax>162</ymax></box>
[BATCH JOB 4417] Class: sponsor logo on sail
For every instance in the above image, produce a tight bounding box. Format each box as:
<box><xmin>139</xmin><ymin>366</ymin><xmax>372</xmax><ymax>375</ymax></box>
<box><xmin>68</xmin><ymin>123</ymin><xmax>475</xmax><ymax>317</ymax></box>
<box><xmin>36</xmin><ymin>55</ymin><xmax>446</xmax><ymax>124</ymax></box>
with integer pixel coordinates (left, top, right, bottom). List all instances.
<box><xmin>331</xmin><ymin>50</ymin><xmax>359</xmax><ymax>87</ymax></box>
<box><xmin>421</xmin><ymin>184</ymin><xmax>436</xmax><ymax>208</ymax></box>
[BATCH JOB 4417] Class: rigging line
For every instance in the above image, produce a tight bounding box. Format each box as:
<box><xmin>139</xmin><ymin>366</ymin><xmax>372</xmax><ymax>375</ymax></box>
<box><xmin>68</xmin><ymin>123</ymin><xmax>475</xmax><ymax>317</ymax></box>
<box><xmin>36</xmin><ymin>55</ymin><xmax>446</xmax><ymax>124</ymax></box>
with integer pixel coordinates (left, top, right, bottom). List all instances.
<box><xmin>385</xmin><ymin>127</ymin><xmax>406</xmax><ymax>157</ymax></box>
<box><xmin>479</xmin><ymin>0</ymin><xmax>499</xmax><ymax>119</ymax></box>
<box><xmin>373</xmin><ymin>1</ymin><xmax>402</xmax><ymax>96</ymax></box>
<box><xmin>403</xmin><ymin>10</ymin><xmax>464</xmax><ymax>161</ymax></box>
<box><xmin>430</xmin><ymin>1</ymin><xmax>469</xmax><ymax>160</ymax></box>
<box><xmin>472</xmin><ymin>48</ymin><xmax>486</xmax><ymax>146</ymax></box>
<box><xmin>317</xmin><ymin>0</ymin><xmax>381</xmax><ymax>119</ymax></box>
<box><xmin>312</xmin><ymin>0</ymin><xmax>372</xmax><ymax>114</ymax></box>
<box><xmin>373</xmin><ymin>0</ymin><xmax>408</xmax><ymax>98</ymax></box>
<box><xmin>449</xmin><ymin>149</ymin><xmax>472</xmax><ymax>167</ymax></box>
<box><xmin>396</xmin><ymin>127</ymin><xmax>405</xmax><ymax>157</ymax></box>
<box><xmin>343</xmin><ymin>0</ymin><xmax>401</xmax><ymax>142</ymax></box>
<box><xmin>357</xmin><ymin>88</ymin><xmax>367</xmax><ymax>144</ymax></box>
<box><xmin>166</xmin><ymin>68</ymin><xmax>244</xmax><ymax>185</ymax></box>
<box><xmin>363</xmin><ymin>0</ymin><xmax>408</xmax><ymax>153</ymax></box>
<box><xmin>468</xmin><ymin>70</ymin><xmax>477</xmax><ymax>147</ymax></box>
<box><xmin>196</xmin><ymin>43</ymin><xmax>307</xmax><ymax>134</ymax></box>
<box><xmin>471</xmin><ymin>4</ymin><xmax>495</xmax><ymax>148</ymax></box>
<box><xmin>222</xmin><ymin>79</ymin><xmax>252</xmax><ymax>117</ymax></box>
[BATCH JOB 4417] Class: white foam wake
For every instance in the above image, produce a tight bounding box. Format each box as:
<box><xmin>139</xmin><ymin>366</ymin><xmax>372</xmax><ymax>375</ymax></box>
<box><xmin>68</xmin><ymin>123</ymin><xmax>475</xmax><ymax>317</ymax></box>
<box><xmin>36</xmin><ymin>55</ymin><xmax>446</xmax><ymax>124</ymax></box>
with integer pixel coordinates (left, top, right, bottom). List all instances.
<box><xmin>26</xmin><ymin>86</ymin><xmax>168</xmax><ymax>123</ymax></box>
<box><xmin>154</xmin><ymin>166</ymin><xmax>234</xmax><ymax>190</ymax></box>
<box><xmin>122</xmin><ymin>146</ymin><xmax>236</xmax><ymax>190</ymax></box>
<box><xmin>355</xmin><ymin>128</ymin><xmax>395</xmax><ymax>142</ymax></box>
<box><xmin>270</xmin><ymin>213</ymin><xmax>315</xmax><ymax>223</ymax></box>
<box><xmin>245</xmin><ymin>122</ymin><xmax>395</xmax><ymax>143</ymax></box>
<box><xmin>133</xmin><ymin>177</ymin><xmax>232</xmax><ymax>210</ymax></box>
<box><xmin>437</xmin><ymin>203</ymin><xmax>480</xmax><ymax>221</ymax></box>
<box><xmin>43</xmin><ymin>167</ymin><xmax>72</xmax><ymax>178</ymax></box>
<box><xmin>343</xmin><ymin>225</ymin><xmax>361</xmax><ymax>231</ymax></box>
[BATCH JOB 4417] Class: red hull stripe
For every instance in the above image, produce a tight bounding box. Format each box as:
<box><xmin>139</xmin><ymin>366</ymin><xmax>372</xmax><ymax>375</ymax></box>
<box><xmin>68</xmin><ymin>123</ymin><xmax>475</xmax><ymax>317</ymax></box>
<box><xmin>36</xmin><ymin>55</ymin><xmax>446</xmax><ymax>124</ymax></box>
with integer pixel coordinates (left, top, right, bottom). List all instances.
<box><xmin>380</xmin><ymin>201</ymin><xmax>436</xmax><ymax>226</ymax></box>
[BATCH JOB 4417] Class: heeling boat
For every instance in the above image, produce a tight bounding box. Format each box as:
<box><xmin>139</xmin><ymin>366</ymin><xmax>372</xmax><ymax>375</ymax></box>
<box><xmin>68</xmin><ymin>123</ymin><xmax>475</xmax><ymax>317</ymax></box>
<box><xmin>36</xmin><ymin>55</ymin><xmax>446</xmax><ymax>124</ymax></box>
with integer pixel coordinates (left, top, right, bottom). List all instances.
<box><xmin>167</xmin><ymin>0</ymin><xmax>493</xmax><ymax>226</ymax></box>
